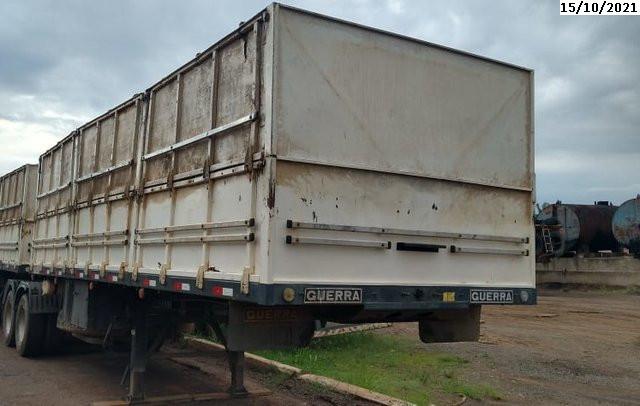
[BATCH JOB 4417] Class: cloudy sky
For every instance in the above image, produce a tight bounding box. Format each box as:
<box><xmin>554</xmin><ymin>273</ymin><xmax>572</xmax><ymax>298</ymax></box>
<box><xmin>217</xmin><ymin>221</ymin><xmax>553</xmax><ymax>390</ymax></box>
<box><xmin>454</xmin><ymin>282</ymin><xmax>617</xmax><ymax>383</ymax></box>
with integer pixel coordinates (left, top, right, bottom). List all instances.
<box><xmin>0</xmin><ymin>0</ymin><xmax>638</xmax><ymax>204</ymax></box>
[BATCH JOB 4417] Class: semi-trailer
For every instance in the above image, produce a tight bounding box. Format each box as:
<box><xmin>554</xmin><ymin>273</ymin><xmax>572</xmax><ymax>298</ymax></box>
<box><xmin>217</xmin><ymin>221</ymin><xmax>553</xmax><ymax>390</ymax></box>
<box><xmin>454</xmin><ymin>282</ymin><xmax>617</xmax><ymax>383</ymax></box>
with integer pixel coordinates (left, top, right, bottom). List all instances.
<box><xmin>0</xmin><ymin>3</ymin><xmax>535</xmax><ymax>401</ymax></box>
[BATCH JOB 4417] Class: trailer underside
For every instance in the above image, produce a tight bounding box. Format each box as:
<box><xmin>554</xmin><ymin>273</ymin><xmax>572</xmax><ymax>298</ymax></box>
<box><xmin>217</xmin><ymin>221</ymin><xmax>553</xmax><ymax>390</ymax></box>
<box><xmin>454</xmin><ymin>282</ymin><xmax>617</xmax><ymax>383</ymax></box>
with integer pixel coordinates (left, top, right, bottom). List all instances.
<box><xmin>0</xmin><ymin>266</ymin><xmax>535</xmax><ymax>400</ymax></box>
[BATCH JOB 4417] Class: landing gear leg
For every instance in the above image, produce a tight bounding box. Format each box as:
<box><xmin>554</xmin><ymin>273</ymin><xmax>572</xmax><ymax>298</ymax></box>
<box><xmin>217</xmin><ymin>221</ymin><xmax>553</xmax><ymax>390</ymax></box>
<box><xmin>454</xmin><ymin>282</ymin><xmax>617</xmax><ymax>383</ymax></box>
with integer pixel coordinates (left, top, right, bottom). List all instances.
<box><xmin>209</xmin><ymin>316</ymin><xmax>248</xmax><ymax>397</ymax></box>
<box><xmin>227</xmin><ymin>350</ymin><xmax>247</xmax><ymax>397</ymax></box>
<box><xmin>127</xmin><ymin>302</ymin><xmax>148</xmax><ymax>401</ymax></box>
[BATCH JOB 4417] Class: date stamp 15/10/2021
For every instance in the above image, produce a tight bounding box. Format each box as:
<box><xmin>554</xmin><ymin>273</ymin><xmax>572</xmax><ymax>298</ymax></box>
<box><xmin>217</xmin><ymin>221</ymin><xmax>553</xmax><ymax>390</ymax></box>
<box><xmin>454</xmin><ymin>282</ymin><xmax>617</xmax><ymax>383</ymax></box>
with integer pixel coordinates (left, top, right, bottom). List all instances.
<box><xmin>560</xmin><ymin>0</ymin><xmax>640</xmax><ymax>14</ymax></box>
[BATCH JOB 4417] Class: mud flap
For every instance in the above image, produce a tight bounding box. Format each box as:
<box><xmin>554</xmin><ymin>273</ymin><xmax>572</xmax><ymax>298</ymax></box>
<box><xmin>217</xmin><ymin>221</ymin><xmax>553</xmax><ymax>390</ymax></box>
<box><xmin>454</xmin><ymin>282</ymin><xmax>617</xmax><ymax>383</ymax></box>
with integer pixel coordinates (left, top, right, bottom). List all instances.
<box><xmin>418</xmin><ymin>305</ymin><xmax>481</xmax><ymax>343</ymax></box>
<box><xmin>226</xmin><ymin>303</ymin><xmax>315</xmax><ymax>351</ymax></box>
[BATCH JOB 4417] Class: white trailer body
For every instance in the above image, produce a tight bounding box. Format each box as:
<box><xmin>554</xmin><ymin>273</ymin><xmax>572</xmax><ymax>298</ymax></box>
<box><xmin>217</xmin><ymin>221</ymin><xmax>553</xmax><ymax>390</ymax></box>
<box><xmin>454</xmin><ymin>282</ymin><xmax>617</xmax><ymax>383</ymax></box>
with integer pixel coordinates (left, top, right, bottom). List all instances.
<box><xmin>0</xmin><ymin>6</ymin><xmax>536</xmax><ymax>397</ymax></box>
<box><xmin>23</xmin><ymin>3</ymin><xmax>534</xmax><ymax>311</ymax></box>
<box><xmin>0</xmin><ymin>165</ymin><xmax>38</xmax><ymax>271</ymax></box>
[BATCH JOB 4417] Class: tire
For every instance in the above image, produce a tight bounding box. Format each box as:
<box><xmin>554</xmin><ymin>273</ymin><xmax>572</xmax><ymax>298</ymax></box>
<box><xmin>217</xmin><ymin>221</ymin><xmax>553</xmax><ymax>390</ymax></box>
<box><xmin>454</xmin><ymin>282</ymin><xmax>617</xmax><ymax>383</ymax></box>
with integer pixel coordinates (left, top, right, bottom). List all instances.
<box><xmin>14</xmin><ymin>294</ymin><xmax>46</xmax><ymax>357</ymax></box>
<box><xmin>2</xmin><ymin>289</ymin><xmax>16</xmax><ymax>347</ymax></box>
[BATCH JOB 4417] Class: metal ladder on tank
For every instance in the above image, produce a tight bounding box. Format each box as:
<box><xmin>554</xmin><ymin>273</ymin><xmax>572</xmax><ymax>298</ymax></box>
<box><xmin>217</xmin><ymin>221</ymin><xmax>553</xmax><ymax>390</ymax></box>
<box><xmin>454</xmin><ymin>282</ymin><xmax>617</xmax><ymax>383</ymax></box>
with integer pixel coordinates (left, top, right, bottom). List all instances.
<box><xmin>541</xmin><ymin>226</ymin><xmax>554</xmax><ymax>255</ymax></box>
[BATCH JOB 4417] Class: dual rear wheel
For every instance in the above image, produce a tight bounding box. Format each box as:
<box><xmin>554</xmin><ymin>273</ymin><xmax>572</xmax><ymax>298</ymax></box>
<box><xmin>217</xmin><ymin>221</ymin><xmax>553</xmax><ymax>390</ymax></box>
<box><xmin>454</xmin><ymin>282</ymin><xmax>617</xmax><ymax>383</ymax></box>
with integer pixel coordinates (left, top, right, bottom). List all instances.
<box><xmin>2</xmin><ymin>289</ymin><xmax>57</xmax><ymax>357</ymax></box>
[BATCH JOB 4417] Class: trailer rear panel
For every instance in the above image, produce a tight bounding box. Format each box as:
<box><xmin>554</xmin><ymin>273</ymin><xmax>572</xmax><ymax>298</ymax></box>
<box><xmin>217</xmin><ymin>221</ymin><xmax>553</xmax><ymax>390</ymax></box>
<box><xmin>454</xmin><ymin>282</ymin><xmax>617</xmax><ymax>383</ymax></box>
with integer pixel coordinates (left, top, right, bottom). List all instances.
<box><xmin>266</xmin><ymin>6</ymin><xmax>534</xmax><ymax>291</ymax></box>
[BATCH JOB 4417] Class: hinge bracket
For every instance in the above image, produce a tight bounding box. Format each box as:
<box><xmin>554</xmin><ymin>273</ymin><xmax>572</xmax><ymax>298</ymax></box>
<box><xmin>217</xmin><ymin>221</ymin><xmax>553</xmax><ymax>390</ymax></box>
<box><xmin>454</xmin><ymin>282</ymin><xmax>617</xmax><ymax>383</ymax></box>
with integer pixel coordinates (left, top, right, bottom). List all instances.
<box><xmin>196</xmin><ymin>262</ymin><xmax>209</xmax><ymax>290</ymax></box>
<box><xmin>241</xmin><ymin>267</ymin><xmax>252</xmax><ymax>295</ymax></box>
<box><xmin>118</xmin><ymin>262</ymin><xmax>127</xmax><ymax>281</ymax></box>
<box><xmin>159</xmin><ymin>263</ymin><xmax>170</xmax><ymax>285</ymax></box>
<box><xmin>99</xmin><ymin>261</ymin><xmax>108</xmax><ymax>279</ymax></box>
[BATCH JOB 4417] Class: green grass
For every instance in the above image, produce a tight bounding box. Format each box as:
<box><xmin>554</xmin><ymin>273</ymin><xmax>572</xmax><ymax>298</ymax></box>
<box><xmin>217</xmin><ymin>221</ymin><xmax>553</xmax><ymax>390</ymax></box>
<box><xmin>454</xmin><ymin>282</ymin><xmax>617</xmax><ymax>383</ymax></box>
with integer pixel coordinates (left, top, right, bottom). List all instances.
<box><xmin>254</xmin><ymin>332</ymin><xmax>500</xmax><ymax>405</ymax></box>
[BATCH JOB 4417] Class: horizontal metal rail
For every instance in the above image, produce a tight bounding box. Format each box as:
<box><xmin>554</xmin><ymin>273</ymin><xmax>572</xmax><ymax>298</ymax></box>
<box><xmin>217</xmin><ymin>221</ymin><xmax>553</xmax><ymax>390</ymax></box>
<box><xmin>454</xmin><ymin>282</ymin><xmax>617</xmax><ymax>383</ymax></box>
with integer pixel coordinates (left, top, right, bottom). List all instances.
<box><xmin>37</xmin><ymin>182</ymin><xmax>72</xmax><ymax>199</ymax></box>
<box><xmin>142</xmin><ymin>153</ymin><xmax>262</xmax><ymax>189</ymax></box>
<box><xmin>287</xmin><ymin>220</ymin><xmax>528</xmax><ymax>244</ymax></box>
<box><xmin>32</xmin><ymin>235</ymin><xmax>69</xmax><ymax>244</ymax></box>
<box><xmin>75</xmin><ymin>160</ymin><xmax>133</xmax><ymax>183</ymax></box>
<box><xmin>71</xmin><ymin>238</ymin><xmax>128</xmax><ymax>247</ymax></box>
<box><xmin>31</xmin><ymin>242</ymin><xmax>68</xmax><ymax>249</ymax></box>
<box><xmin>136</xmin><ymin>233</ymin><xmax>254</xmax><ymax>245</ymax></box>
<box><xmin>73</xmin><ymin>229</ymin><xmax>129</xmax><ymax>239</ymax></box>
<box><xmin>450</xmin><ymin>246</ymin><xmax>529</xmax><ymax>256</ymax></box>
<box><xmin>75</xmin><ymin>190</ymin><xmax>129</xmax><ymax>208</ymax></box>
<box><xmin>286</xmin><ymin>235</ymin><xmax>391</xmax><ymax>249</ymax></box>
<box><xmin>142</xmin><ymin>160</ymin><xmax>262</xmax><ymax>196</ymax></box>
<box><xmin>136</xmin><ymin>219</ymin><xmax>254</xmax><ymax>235</ymax></box>
<box><xmin>0</xmin><ymin>219</ymin><xmax>21</xmax><ymax>227</ymax></box>
<box><xmin>36</xmin><ymin>206</ymin><xmax>72</xmax><ymax>220</ymax></box>
<box><xmin>143</xmin><ymin>113</ymin><xmax>256</xmax><ymax>161</ymax></box>
<box><xmin>0</xmin><ymin>201</ymin><xmax>22</xmax><ymax>211</ymax></box>
<box><xmin>0</xmin><ymin>241</ymin><xmax>18</xmax><ymax>251</ymax></box>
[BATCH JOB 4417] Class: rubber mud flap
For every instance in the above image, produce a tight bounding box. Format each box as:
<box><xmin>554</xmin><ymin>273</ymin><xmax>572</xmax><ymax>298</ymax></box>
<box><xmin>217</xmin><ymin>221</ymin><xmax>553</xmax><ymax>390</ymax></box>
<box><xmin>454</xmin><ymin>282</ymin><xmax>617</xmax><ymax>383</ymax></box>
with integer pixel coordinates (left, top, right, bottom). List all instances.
<box><xmin>226</xmin><ymin>303</ymin><xmax>316</xmax><ymax>351</ymax></box>
<box><xmin>418</xmin><ymin>305</ymin><xmax>481</xmax><ymax>343</ymax></box>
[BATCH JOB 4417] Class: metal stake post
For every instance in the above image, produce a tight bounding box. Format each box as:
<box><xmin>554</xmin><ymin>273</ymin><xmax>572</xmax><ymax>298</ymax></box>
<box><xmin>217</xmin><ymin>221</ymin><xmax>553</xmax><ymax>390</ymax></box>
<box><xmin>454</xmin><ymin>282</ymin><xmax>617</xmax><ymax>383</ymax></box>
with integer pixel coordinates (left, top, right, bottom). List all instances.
<box><xmin>227</xmin><ymin>350</ymin><xmax>248</xmax><ymax>397</ymax></box>
<box><xmin>128</xmin><ymin>301</ymin><xmax>148</xmax><ymax>401</ymax></box>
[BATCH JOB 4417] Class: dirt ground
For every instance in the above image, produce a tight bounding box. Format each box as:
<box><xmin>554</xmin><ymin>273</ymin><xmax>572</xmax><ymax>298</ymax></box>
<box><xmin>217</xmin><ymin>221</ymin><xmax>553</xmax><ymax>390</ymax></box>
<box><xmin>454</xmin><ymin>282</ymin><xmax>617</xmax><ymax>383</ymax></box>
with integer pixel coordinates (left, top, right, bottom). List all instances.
<box><xmin>383</xmin><ymin>288</ymin><xmax>640</xmax><ymax>405</ymax></box>
<box><xmin>0</xmin><ymin>339</ymin><xmax>372</xmax><ymax>405</ymax></box>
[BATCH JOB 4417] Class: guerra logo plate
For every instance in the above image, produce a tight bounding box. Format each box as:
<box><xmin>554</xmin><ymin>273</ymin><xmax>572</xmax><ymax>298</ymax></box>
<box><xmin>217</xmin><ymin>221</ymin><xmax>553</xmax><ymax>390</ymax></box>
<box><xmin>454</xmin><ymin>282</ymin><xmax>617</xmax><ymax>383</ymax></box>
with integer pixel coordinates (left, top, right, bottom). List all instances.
<box><xmin>470</xmin><ymin>289</ymin><xmax>514</xmax><ymax>304</ymax></box>
<box><xmin>304</xmin><ymin>287</ymin><xmax>363</xmax><ymax>304</ymax></box>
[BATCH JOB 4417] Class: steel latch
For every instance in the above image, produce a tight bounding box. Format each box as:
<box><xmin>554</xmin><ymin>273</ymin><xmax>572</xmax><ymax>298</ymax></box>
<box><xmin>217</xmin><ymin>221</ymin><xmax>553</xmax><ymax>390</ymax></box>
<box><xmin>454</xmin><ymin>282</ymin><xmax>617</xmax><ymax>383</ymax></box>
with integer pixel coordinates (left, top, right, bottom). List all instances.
<box><xmin>241</xmin><ymin>267</ymin><xmax>251</xmax><ymax>295</ymax></box>
<box><xmin>196</xmin><ymin>262</ymin><xmax>209</xmax><ymax>290</ymax></box>
<box><xmin>118</xmin><ymin>262</ymin><xmax>127</xmax><ymax>281</ymax></box>
<box><xmin>99</xmin><ymin>261</ymin><xmax>108</xmax><ymax>278</ymax></box>
<box><xmin>159</xmin><ymin>263</ymin><xmax>170</xmax><ymax>285</ymax></box>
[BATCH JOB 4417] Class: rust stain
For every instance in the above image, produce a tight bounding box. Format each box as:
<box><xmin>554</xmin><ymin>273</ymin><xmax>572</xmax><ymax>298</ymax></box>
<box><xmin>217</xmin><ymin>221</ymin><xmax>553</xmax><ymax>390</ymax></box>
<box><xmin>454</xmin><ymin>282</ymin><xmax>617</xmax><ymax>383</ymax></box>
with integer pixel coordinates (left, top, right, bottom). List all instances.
<box><xmin>267</xmin><ymin>178</ymin><xmax>276</xmax><ymax>209</ymax></box>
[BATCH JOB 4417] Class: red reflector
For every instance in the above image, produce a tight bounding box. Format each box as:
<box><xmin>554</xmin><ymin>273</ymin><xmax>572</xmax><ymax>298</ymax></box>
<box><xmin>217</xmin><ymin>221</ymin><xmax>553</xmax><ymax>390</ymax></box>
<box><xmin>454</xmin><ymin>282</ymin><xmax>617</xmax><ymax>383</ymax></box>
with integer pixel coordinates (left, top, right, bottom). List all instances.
<box><xmin>143</xmin><ymin>279</ymin><xmax>150</xmax><ymax>287</ymax></box>
<box><xmin>212</xmin><ymin>286</ymin><xmax>223</xmax><ymax>296</ymax></box>
<box><xmin>173</xmin><ymin>281</ymin><xmax>182</xmax><ymax>291</ymax></box>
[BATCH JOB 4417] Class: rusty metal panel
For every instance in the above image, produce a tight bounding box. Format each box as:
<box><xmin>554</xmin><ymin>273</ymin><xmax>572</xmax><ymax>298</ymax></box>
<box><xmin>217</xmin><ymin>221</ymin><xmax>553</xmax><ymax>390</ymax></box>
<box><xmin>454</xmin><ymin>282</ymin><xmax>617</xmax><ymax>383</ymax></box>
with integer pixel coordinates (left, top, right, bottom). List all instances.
<box><xmin>132</xmin><ymin>17</ymin><xmax>266</xmax><ymax>286</ymax></box>
<box><xmin>0</xmin><ymin>164</ymin><xmax>38</xmax><ymax>268</ymax></box>
<box><xmin>271</xmin><ymin>6</ymin><xmax>533</xmax><ymax>192</ymax></box>
<box><xmin>612</xmin><ymin>197</ymin><xmax>640</xmax><ymax>254</ymax></box>
<box><xmin>72</xmin><ymin>97</ymin><xmax>142</xmax><ymax>275</ymax></box>
<box><xmin>32</xmin><ymin>135</ymin><xmax>76</xmax><ymax>272</ymax></box>
<box><xmin>537</xmin><ymin>203</ymin><xmax>618</xmax><ymax>256</ymax></box>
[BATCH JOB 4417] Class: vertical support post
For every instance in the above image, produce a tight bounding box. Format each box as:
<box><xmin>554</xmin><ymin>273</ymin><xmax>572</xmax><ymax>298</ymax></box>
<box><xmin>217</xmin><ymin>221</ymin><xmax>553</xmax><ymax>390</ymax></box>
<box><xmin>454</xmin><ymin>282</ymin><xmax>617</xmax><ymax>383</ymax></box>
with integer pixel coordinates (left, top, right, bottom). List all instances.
<box><xmin>133</xmin><ymin>92</ymin><xmax>153</xmax><ymax>275</ymax></box>
<box><xmin>72</xmin><ymin>131</ymin><xmax>84</xmax><ymax>271</ymax></box>
<box><xmin>200</xmin><ymin>50</ymin><xmax>220</xmax><ymax>284</ymax></box>
<box><xmin>242</xmin><ymin>19</ymin><xmax>263</xmax><ymax>293</ymax></box>
<box><xmin>89</xmin><ymin>122</ymin><xmax>101</xmax><ymax>272</ymax></box>
<box><xmin>68</xmin><ymin>134</ymin><xmax>78</xmax><ymax>273</ymax></box>
<box><xmin>162</xmin><ymin>75</ymin><xmax>182</xmax><ymax>283</ymax></box>
<box><xmin>128</xmin><ymin>300</ymin><xmax>148</xmax><ymax>401</ymax></box>
<box><xmin>227</xmin><ymin>350</ymin><xmax>247</xmax><ymax>397</ymax></box>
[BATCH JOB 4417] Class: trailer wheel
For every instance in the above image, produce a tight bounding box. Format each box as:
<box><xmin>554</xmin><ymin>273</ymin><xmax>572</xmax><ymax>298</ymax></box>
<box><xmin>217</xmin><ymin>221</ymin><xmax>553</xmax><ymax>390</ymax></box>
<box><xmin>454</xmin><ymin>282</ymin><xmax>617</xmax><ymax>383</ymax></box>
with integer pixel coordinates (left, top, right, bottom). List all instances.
<box><xmin>14</xmin><ymin>294</ymin><xmax>46</xmax><ymax>357</ymax></box>
<box><xmin>2</xmin><ymin>289</ymin><xmax>16</xmax><ymax>347</ymax></box>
